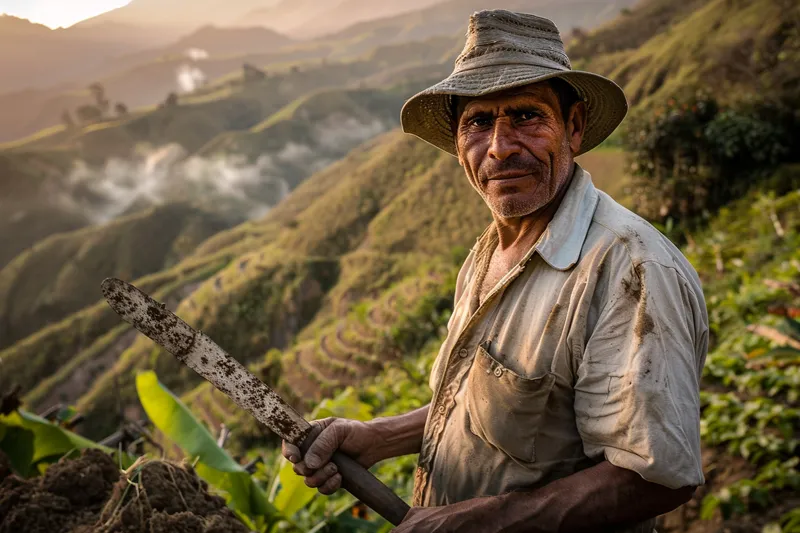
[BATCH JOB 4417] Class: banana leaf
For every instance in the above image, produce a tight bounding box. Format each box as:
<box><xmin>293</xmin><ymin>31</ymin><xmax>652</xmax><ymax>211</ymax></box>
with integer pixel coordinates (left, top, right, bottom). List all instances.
<box><xmin>272</xmin><ymin>387</ymin><xmax>375</xmax><ymax>517</ymax></box>
<box><xmin>135</xmin><ymin>371</ymin><xmax>276</xmax><ymax>517</ymax></box>
<box><xmin>0</xmin><ymin>409</ymin><xmax>131</xmax><ymax>477</ymax></box>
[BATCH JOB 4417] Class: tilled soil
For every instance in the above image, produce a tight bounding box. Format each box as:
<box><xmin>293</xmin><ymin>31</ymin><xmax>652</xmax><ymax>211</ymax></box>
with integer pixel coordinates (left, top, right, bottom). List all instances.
<box><xmin>0</xmin><ymin>449</ymin><xmax>250</xmax><ymax>533</ymax></box>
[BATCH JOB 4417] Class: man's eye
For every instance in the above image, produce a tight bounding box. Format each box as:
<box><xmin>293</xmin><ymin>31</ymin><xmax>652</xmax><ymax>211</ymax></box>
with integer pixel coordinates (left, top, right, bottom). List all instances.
<box><xmin>468</xmin><ymin>116</ymin><xmax>492</xmax><ymax>127</ymax></box>
<box><xmin>516</xmin><ymin>111</ymin><xmax>540</xmax><ymax>122</ymax></box>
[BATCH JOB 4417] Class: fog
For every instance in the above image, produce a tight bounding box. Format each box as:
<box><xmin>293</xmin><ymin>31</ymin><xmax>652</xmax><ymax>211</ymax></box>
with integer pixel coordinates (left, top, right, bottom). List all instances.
<box><xmin>62</xmin><ymin>145</ymin><xmax>290</xmax><ymax>223</ymax></box>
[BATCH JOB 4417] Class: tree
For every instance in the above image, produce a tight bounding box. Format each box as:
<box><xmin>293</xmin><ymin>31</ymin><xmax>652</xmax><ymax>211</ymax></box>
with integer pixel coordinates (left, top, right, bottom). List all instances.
<box><xmin>242</xmin><ymin>63</ymin><xmax>266</xmax><ymax>83</ymax></box>
<box><xmin>164</xmin><ymin>92</ymin><xmax>179</xmax><ymax>107</ymax></box>
<box><xmin>88</xmin><ymin>82</ymin><xmax>110</xmax><ymax>115</ymax></box>
<box><xmin>75</xmin><ymin>104</ymin><xmax>103</xmax><ymax>124</ymax></box>
<box><xmin>115</xmin><ymin>102</ymin><xmax>128</xmax><ymax>116</ymax></box>
<box><xmin>61</xmin><ymin>110</ymin><xmax>75</xmax><ymax>129</ymax></box>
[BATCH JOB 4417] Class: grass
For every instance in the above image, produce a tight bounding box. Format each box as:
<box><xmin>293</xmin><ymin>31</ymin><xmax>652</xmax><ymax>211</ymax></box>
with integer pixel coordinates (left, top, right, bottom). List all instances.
<box><xmin>572</xmin><ymin>0</ymin><xmax>798</xmax><ymax>107</ymax></box>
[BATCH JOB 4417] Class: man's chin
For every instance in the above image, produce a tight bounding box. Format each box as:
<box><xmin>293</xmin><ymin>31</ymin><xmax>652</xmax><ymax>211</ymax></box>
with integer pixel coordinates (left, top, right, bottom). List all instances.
<box><xmin>487</xmin><ymin>197</ymin><xmax>545</xmax><ymax>219</ymax></box>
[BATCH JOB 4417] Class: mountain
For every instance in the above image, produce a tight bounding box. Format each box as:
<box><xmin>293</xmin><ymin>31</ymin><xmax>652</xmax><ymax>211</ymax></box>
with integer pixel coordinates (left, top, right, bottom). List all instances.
<box><xmin>0</xmin><ymin>15</ymin><xmax>149</xmax><ymax>93</ymax></box>
<box><xmin>0</xmin><ymin>203</ymin><xmax>236</xmax><ymax>349</ymax></box>
<box><xmin>233</xmin><ymin>0</ymin><xmax>446</xmax><ymax>38</ymax></box>
<box><xmin>74</xmin><ymin>0</ymin><xmax>283</xmax><ymax>35</ymax></box>
<box><xmin>1</xmin><ymin>1</ymin><xmax>798</xmax><ymax>531</ymax></box>
<box><xmin>320</xmin><ymin>0</ymin><xmax>639</xmax><ymax>52</ymax></box>
<box><xmin>111</xmin><ymin>25</ymin><xmax>294</xmax><ymax>71</ymax></box>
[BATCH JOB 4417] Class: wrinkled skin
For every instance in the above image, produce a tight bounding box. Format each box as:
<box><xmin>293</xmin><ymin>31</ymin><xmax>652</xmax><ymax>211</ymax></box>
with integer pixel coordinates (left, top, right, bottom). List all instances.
<box><xmin>455</xmin><ymin>82</ymin><xmax>585</xmax><ymax>221</ymax></box>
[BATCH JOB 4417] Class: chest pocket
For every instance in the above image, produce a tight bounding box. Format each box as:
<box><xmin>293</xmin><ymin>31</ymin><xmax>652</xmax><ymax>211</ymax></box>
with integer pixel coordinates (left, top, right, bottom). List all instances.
<box><xmin>466</xmin><ymin>343</ymin><xmax>556</xmax><ymax>464</ymax></box>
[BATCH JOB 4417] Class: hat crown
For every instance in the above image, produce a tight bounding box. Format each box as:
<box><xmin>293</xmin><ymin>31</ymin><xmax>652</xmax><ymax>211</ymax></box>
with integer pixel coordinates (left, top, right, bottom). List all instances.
<box><xmin>456</xmin><ymin>10</ymin><xmax>571</xmax><ymax>73</ymax></box>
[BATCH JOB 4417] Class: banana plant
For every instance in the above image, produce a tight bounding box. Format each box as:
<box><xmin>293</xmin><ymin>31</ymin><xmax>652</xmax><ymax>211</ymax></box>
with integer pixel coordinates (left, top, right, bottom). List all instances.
<box><xmin>0</xmin><ymin>408</ymin><xmax>132</xmax><ymax>477</ymax></box>
<box><xmin>136</xmin><ymin>371</ymin><xmax>380</xmax><ymax>532</ymax></box>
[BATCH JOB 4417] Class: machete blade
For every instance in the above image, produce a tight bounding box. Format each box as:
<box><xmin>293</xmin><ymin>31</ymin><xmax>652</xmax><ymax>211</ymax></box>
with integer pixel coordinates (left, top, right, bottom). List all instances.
<box><xmin>100</xmin><ymin>277</ymin><xmax>312</xmax><ymax>445</ymax></box>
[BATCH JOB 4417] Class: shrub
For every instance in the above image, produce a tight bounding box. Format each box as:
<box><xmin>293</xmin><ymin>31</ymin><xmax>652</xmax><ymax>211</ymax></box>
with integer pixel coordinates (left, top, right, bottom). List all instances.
<box><xmin>623</xmin><ymin>93</ymin><xmax>798</xmax><ymax>228</ymax></box>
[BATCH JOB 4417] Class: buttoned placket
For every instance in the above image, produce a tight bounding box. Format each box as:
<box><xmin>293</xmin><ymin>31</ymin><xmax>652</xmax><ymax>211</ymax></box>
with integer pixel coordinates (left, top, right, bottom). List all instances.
<box><xmin>414</xmin><ymin>260</ymin><xmax>529</xmax><ymax>506</ymax></box>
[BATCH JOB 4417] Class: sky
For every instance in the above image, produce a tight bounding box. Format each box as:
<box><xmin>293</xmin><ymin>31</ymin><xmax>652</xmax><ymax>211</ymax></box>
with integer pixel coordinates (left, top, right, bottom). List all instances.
<box><xmin>0</xmin><ymin>0</ymin><xmax>131</xmax><ymax>28</ymax></box>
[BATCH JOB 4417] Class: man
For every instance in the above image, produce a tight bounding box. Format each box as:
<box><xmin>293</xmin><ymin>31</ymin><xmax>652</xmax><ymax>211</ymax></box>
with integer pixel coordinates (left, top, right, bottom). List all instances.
<box><xmin>283</xmin><ymin>10</ymin><xmax>708</xmax><ymax>532</ymax></box>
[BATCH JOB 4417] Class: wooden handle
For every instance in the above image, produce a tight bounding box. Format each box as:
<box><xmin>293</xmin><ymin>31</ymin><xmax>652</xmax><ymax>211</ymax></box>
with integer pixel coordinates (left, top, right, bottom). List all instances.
<box><xmin>297</xmin><ymin>427</ymin><xmax>410</xmax><ymax>525</ymax></box>
<box><xmin>331</xmin><ymin>450</ymin><xmax>411</xmax><ymax>526</ymax></box>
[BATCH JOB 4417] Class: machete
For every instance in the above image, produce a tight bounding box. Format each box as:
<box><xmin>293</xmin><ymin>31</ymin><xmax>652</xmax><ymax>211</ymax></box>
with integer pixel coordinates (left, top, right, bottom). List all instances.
<box><xmin>101</xmin><ymin>277</ymin><xmax>410</xmax><ymax>526</ymax></box>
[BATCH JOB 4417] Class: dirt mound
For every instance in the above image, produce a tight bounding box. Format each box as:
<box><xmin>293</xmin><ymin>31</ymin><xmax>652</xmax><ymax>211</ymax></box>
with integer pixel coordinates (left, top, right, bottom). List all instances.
<box><xmin>96</xmin><ymin>460</ymin><xmax>250</xmax><ymax>533</ymax></box>
<box><xmin>0</xmin><ymin>448</ymin><xmax>119</xmax><ymax>533</ymax></box>
<box><xmin>0</xmin><ymin>449</ymin><xmax>250</xmax><ymax>533</ymax></box>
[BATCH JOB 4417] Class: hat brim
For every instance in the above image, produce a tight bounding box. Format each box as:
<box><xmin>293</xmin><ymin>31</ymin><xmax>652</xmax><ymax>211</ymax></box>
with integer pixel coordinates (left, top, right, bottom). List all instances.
<box><xmin>400</xmin><ymin>64</ymin><xmax>628</xmax><ymax>157</ymax></box>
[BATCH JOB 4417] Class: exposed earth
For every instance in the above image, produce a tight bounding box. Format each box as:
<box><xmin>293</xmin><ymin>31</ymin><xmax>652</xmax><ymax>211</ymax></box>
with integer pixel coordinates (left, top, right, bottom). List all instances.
<box><xmin>0</xmin><ymin>449</ymin><xmax>250</xmax><ymax>533</ymax></box>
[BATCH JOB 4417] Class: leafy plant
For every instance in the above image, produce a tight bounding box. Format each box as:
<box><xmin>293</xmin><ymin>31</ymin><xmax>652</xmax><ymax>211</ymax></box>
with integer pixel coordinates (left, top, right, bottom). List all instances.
<box><xmin>0</xmin><ymin>408</ymin><xmax>131</xmax><ymax>477</ymax></box>
<box><xmin>136</xmin><ymin>371</ymin><xmax>275</xmax><ymax>518</ymax></box>
<box><xmin>623</xmin><ymin>94</ymin><xmax>799</xmax><ymax>228</ymax></box>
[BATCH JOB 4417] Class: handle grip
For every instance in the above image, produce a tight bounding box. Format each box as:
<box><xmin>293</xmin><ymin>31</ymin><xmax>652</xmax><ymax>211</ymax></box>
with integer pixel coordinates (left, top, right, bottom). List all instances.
<box><xmin>332</xmin><ymin>451</ymin><xmax>410</xmax><ymax>526</ymax></box>
<box><xmin>298</xmin><ymin>429</ymin><xmax>410</xmax><ymax>526</ymax></box>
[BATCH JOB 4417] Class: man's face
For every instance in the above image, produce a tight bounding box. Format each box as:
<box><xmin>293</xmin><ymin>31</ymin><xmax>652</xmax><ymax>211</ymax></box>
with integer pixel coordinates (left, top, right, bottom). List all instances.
<box><xmin>455</xmin><ymin>82</ymin><xmax>586</xmax><ymax>220</ymax></box>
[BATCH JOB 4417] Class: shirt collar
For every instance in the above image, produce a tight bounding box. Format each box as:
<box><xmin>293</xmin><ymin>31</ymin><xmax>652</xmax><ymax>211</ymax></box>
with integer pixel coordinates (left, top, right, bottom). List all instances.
<box><xmin>473</xmin><ymin>163</ymin><xmax>599</xmax><ymax>272</ymax></box>
<box><xmin>530</xmin><ymin>163</ymin><xmax>599</xmax><ymax>270</ymax></box>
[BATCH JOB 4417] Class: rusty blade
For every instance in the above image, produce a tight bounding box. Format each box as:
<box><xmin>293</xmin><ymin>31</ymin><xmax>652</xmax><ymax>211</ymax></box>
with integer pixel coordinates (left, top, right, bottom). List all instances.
<box><xmin>100</xmin><ymin>277</ymin><xmax>312</xmax><ymax>445</ymax></box>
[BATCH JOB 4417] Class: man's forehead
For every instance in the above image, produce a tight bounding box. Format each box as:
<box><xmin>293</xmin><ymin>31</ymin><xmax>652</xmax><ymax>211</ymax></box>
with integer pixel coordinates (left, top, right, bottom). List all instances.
<box><xmin>459</xmin><ymin>82</ymin><xmax>558</xmax><ymax>111</ymax></box>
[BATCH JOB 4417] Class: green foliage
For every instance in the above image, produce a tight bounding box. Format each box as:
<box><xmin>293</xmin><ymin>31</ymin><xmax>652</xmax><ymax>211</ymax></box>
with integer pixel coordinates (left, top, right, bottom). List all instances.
<box><xmin>689</xmin><ymin>184</ymin><xmax>800</xmax><ymax>522</ymax></box>
<box><xmin>135</xmin><ymin>371</ymin><xmax>275</xmax><ymax>518</ymax></box>
<box><xmin>700</xmin><ymin>458</ymin><xmax>800</xmax><ymax>520</ymax></box>
<box><xmin>623</xmin><ymin>94</ymin><xmax>799</xmax><ymax>227</ymax></box>
<box><xmin>700</xmin><ymin>393</ymin><xmax>798</xmax><ymax>463</ymax></box>
<box><xmin>0</xmin><ymin>409</ymin><xmax>130</xmax><ymax>477</ymax></box>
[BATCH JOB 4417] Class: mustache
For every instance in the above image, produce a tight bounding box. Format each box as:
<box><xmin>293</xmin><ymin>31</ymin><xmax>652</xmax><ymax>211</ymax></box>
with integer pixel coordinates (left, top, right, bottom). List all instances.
<box><xmin>478</xmin><ymin>155</ymin><xmax>548</xmax><ymax>182</ymax></box>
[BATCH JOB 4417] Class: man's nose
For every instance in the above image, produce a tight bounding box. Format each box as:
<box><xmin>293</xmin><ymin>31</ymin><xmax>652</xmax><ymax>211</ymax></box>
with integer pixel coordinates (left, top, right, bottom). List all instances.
<box><xmin>487</xmin><ymin>118</ymin><xmax>522</xmax><ymax>160</ymax></box>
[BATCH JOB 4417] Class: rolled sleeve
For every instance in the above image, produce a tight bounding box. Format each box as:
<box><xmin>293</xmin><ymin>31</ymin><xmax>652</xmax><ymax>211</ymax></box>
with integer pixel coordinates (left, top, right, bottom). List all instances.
<box><xmin>574</xmin><ymin>259</ymin><xmax>708</xmax><ymax>489</ymax></box>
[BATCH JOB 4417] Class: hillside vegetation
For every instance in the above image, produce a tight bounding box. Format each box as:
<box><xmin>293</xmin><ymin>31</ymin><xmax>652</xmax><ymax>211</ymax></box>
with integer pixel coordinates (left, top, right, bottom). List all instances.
<box><xmin>0</xmin><ymin>203</ymin><xmax>235</xmax><ymax>349</ymax></box>
<box><xmin>571</xmin><ymin>0</ymin><xmax>800</xmax><ymax>107</ymax></box>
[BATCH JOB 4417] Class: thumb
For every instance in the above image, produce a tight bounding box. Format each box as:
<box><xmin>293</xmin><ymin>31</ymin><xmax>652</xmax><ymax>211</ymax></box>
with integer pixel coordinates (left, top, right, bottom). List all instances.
<box><xmin>304</xmin><ymin>421</ymin><xmax>344</xmax><ymax>469</ymax></box>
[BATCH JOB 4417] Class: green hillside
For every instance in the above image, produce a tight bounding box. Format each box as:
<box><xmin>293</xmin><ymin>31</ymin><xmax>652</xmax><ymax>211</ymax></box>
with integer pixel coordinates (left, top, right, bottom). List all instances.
<box><xmin>571</xmin><ymin>0</ymin><xmax>800</xmax><ymax>107</ymax></box>
<box><xmin>65</xmin><ymin>130</ymin><xmax>488</xmax><ymax>438</ymax></box>
<box><xmin>0</xmin><ymin>203</ymin><xmax>235</xmax><ymax>349</ymax></box>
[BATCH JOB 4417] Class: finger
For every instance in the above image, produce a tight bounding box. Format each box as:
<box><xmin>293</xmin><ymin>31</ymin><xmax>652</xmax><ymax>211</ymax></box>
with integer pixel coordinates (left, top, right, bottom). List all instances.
<box><xmin>317</xmin><ymin>473</ymin><xmax>342</xmax><ymax>495</ymax></box>
<box><xmin>292</xmin><ymin>460</ymin><xmax>314</xmax><ymax>477</ymax></box>
<box><xmin>281</xmin><ymin>441</ymin><xmax>301</xmax><ymax>463</ymax></box>
<box><xmin>303</xmin><ymin>462</ymin><xmax>338</xmax><ymax>488</ymax></box>
<box><xmin>304</xmin><ymin>423</ymin><xmax>343</xmax><ymax>469</ymax></box>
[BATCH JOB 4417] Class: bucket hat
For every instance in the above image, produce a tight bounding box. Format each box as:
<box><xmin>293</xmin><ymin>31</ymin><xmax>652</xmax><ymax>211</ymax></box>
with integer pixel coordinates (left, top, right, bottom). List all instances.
<box><xmin>401</xmin><ymin>10</ymin><xmax>628</xmax><ymax>156</ymax></box>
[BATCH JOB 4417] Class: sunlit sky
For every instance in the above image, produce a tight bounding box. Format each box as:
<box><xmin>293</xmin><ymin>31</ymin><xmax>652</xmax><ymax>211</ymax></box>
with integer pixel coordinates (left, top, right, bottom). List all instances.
<box><xmin>0</xmin><ymin>0</ymin><xmax>131</xmax><ymax>28</ymax></box>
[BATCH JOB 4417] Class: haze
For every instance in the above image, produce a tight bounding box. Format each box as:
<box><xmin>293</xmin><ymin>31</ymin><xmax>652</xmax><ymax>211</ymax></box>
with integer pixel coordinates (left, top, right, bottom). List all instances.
<box><xmin>0</xmin><ymin>0</ymin><xmax>131</xmax><ymax>28</ymax></box>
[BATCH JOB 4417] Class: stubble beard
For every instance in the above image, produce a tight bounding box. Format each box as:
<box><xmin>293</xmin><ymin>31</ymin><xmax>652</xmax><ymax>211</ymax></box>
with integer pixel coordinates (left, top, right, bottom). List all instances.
<box><xmin>484</xmin><ymin>180</ymin><xmax>547</xmax><ymax>219</ymax></box>
<box><xmin>477</xmin><ymin>152</ymin><xmax>564</xmax><ymax>219</ymax></box>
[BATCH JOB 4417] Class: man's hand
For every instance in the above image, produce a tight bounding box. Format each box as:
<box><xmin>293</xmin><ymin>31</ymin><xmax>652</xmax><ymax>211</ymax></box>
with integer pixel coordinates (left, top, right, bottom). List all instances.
<box><xmin>282</xmin><ymin>417</ymin><xmax>383</xmax><ymax>495</ymax></box>
<box><xmin>281</xmin><ymin>405</ymin><xmax>429</xmax><ymax>495</ymax></box>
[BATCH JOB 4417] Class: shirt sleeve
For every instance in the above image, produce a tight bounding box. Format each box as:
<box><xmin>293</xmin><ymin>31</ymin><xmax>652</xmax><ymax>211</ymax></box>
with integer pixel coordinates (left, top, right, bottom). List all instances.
<box><xmin>574</xmin><ymin>259</ymin><xmax>708</xmax><ymax>489</ymax></box>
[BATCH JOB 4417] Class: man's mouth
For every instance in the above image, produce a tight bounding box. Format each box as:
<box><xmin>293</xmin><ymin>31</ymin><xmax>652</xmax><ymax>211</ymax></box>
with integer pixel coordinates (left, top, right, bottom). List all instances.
<box><xmin>486</xmin><ymin>172</ymin><xmax>533</xmax><ymax>182</ymax></box>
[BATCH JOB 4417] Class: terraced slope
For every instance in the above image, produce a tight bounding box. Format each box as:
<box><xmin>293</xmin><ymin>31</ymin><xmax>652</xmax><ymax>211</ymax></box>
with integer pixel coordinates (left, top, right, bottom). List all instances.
<box><xmin>181</xmin><ymin>261</ymin><xmax>455</xmax><ymax>454</ymax></box>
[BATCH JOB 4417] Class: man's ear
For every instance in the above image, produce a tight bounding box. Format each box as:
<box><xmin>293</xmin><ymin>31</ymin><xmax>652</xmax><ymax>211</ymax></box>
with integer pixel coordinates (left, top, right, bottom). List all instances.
<box><xmin>567</xmin><ymin>101</ymin><xmax>587</xmax><ymax>155</ymax></box>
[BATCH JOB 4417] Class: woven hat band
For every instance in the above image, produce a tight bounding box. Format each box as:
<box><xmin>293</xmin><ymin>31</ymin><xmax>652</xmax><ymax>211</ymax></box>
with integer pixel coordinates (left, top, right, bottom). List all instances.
<box><xmin>454</xmin><ymin>51</ymin><xmax>568</xmax><ymax>75</ymax></box>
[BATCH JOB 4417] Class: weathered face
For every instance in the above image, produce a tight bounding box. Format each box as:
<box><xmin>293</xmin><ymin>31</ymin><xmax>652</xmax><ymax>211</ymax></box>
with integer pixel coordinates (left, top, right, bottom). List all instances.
<box><xmin>455</xmin><ymin>82</ymin><xmax>586</xmax><ymax>220</ymax></box>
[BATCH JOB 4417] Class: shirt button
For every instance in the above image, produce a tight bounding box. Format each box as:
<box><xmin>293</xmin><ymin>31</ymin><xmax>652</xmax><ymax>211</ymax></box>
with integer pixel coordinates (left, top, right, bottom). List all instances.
<box><xmin>459</xmin><ymin>348</ymin><xmax>469</xmax><ymax>358</ymax></box>
<box><xmin>437</xmin><ymin>405</ymin><xmax>446</xmax><ymax>414</ymax></box>
<box><xmin>494</xmin><ymin>367</ymin><xmax>504</xmax><ymax>377</ymax></box>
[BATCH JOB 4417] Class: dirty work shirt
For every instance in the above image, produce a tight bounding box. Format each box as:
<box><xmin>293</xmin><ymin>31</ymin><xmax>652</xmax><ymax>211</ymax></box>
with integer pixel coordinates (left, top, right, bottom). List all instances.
<box><xmin>413</xmin><ymin>165</ymin><xmax>708</xmax><ymax>531</ymax></box>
